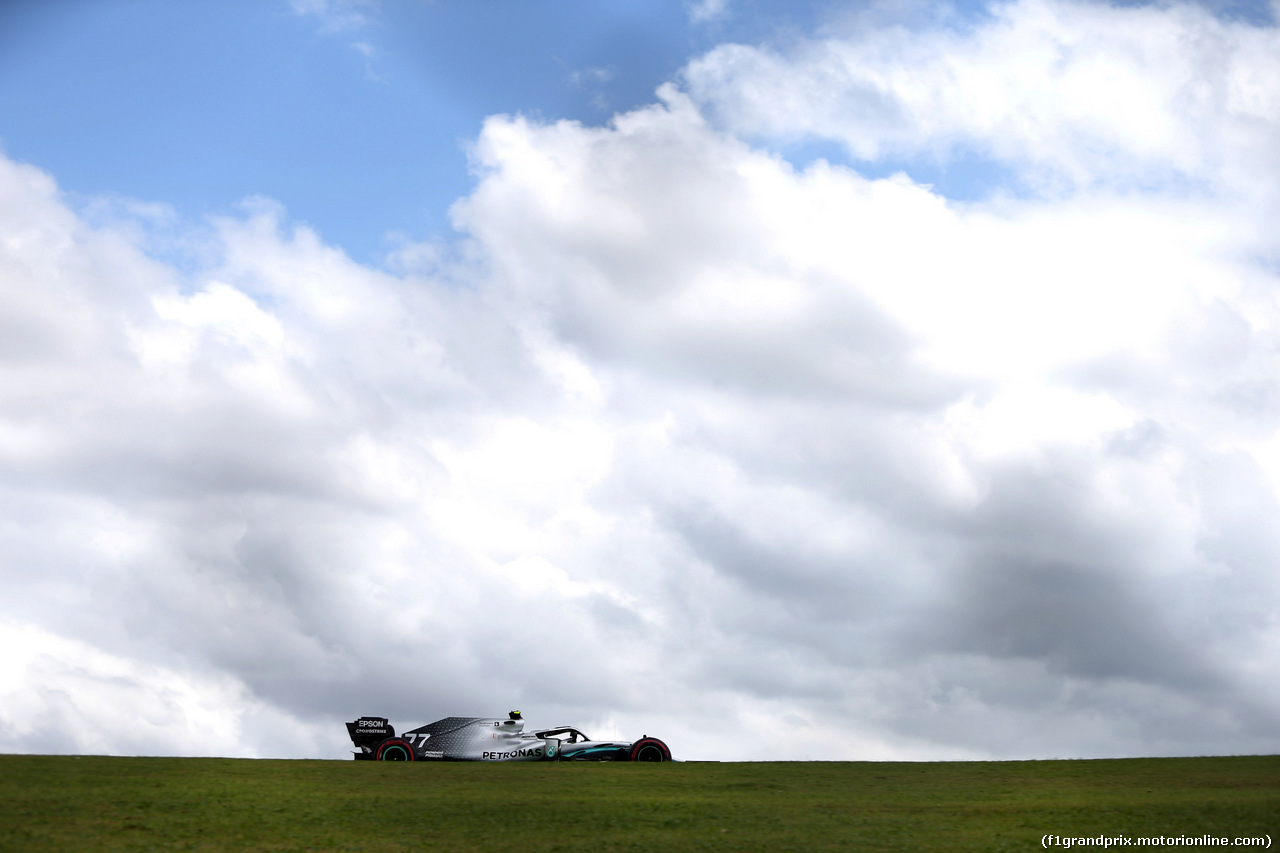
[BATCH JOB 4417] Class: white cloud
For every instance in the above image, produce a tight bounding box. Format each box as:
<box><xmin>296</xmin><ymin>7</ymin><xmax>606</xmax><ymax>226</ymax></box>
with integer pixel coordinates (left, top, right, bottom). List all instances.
<box><xmin>689</xmin><ymin>0</ymin><xmax>730</xmax><ymax>25</ymax></box>
<box><xmin>682</xmin><ymin>0</ymin><xmax>1280</xmax><ymax>200</ymax></box>
<box><xmin>288</xmin><ymin>0</ymin><xmax>377</xmax><ymax>33</ymax></box>
<box><xmin>3</xmin><ymin>0</ymin><xmax>1280</xmax><ymax>760</ymax></box>
<box><xmin>290</xmin><ymin>0</ymin><xmax>389</xmax><ymax>81</ymax></box>
<box><xmin>0</xmin><ymin>622</ymin><xmax>324</xmax><ymax>757</ymax></box>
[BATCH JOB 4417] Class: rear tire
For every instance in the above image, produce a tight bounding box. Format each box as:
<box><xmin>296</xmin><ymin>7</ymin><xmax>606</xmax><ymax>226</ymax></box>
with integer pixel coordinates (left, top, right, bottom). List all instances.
<box><xmin>628</xmin><ymin>737</ymin><xmax>671</xmax><ymax>762</ymax></box>
<box><xmin>375</xmin><ymin>738</ymin><xmax>416</xmax><ymax>761</ymax></box>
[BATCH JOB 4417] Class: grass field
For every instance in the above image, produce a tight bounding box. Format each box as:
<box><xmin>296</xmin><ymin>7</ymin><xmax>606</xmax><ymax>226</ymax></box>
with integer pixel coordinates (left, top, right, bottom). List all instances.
<box><xmin>0</xmin><ymin>754</ymin><xmax>1275</xmax><ymax>851</ymax></box>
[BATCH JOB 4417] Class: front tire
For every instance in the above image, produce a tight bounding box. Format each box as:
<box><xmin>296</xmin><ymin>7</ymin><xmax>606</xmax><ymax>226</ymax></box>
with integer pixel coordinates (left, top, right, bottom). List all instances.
<box><xmin>628</xmin><ymin>737</ymin><xmax>671</xmax><ymax>762</ymax></box>
<box><xmin>375</xmin><ymin>738</ymin><xmax>416</xmax><ymax>761</ymax></box>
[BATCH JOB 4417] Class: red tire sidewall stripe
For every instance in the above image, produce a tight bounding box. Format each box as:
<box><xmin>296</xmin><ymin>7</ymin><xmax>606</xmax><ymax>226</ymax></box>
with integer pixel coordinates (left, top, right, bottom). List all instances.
<box><xmin>377</xmin><ymin>739</ymin><xmax>414</xmax><ymax>761</ymax></box>
<box><xmin>630</xmin><ymin>738</ymin><xmax>670</xmax><ymax>761</ymax></box>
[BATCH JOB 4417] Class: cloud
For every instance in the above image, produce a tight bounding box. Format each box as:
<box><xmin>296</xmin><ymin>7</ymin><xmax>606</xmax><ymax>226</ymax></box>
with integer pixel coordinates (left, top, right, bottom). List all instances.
<box><xmin>290</xmin><ymin>0</ymin><xmax>389</xmax><ymax>81</ymax></box>
<box><xmin>689</xmin><ymin>0</ymin><xmax>731</xmax><ymax>25</ymax></box>
<box><xmin>566</xmin><ymin>65</ymin><xmax>617</xmax><ymax>112</ymax></box>
<box><xmin>3</xmin><ymin>0</ymin><xmax>1280</xmax><ymax>760</ymax></box>
<box><xmin>288</xmin><ymin>0</ymin><xmax>378</xmax><ymax>33</ymax></box>
<box><xmin>0</xmin><ymin>621</ymin><xmax>324</xmax><ymax>757</ymax></box>
<box><xmin>682</xmin><ymin>0</ymin><xmax>1280</xmax><ymax>201</ymax></box>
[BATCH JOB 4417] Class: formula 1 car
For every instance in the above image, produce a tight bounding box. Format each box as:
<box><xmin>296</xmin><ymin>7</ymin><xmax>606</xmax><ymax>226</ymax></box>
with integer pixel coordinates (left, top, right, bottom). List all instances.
<box><xmin>346</xmin><ymin>711</ymin><xmax>672</xmax><ymax>762</ymax></box>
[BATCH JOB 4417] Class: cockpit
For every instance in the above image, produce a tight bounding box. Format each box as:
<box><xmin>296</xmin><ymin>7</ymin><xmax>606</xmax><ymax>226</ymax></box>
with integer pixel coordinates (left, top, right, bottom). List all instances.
<box><xmin>535</xmin><ymin>727</ymin><xmax>591</xmax><ymax>744</ymax></box>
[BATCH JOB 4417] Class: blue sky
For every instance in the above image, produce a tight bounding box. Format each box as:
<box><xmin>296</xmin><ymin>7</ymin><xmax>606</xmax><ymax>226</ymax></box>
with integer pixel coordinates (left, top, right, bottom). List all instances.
<box><xmin>1</xmin><ymin>0</ymin><xmax>1270</xmax><ymax>258</ymax></box>
<box><xmin>0</xmin><ymin>0</ymin><xmax>852</xmax><ymax>262</ymax></box>
<box><xmin>2</xmin><ymin>0</ymin><xmax>1280</xmax><ymax>762</ymax></box>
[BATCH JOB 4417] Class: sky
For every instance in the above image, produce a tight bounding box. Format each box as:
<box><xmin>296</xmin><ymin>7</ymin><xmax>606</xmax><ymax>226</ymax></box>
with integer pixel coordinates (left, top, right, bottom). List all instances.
<box><xmin>1</xmin><ymin>0</ymin><xmax>1279</xmax><ymax>762</ymax></box>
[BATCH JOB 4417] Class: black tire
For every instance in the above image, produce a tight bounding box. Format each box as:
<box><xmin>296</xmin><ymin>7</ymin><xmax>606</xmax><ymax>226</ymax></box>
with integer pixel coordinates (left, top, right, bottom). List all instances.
<box><xmin>628</xmin><ymin>737</ymin><xmax>671</xmax><ymax>762</ymax></box>
<box><xmin>375</xmin><ymin>738</ymin><xmax>416</xmax><ymax>761</ymax></box>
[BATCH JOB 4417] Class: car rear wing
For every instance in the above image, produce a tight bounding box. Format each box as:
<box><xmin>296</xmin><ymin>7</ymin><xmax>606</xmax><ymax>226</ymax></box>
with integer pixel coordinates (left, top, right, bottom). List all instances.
<box><xmin>346</xmin><ymin>716</ymin><xmax>394</xmax><ymax>758</ymax></box>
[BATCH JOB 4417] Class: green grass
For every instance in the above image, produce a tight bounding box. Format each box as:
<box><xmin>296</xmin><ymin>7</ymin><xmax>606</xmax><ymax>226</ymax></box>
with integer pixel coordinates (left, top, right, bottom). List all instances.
<box><xmin>0</xmin><ymin>754</ymin><xmax>1275</xmax><ymax>851</ymax></box>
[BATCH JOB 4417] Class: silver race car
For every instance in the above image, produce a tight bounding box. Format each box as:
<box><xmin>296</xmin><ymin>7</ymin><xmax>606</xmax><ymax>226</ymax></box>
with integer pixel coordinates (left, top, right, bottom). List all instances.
<box><xmin>346</xmin><ymin>711</ymin><xmax>672</xmax><ymax>762</ymax></box>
